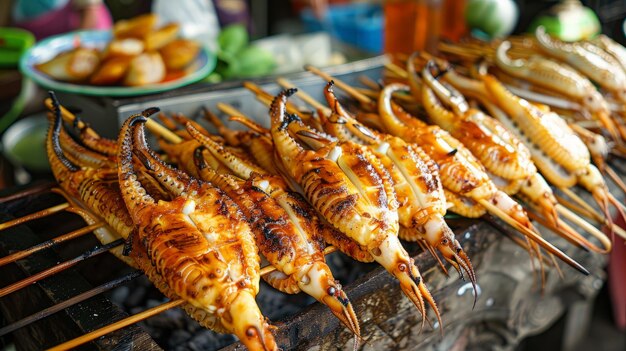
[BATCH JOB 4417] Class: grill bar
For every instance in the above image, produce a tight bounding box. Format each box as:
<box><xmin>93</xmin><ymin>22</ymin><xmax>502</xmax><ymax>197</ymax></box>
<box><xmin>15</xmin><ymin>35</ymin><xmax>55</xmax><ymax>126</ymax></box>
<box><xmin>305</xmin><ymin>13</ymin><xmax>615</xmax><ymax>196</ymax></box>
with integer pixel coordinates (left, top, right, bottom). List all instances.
<box><xmin>0</xmin><ymin>203</ymin><xmax>70</xmax><ymax>231</ymax></box>
<box><xmin>0</xmin><ymin>181</ymin><xmax>55</xmax><ymax>203</ymax></box>
<box><xmin>0</xmin><ymin>179</ymin><xmax>341</xmax><ymax>350</ymax></box>
<box><xmin>0</xmin><ymin>239</ymin><xmax>124</xmax><ymax>298</ymax></box>
<box><xmin>0</xmin><ymin>270</ymin><xmax>142</xmax><ymax>337</ymax></box>
<box><xmin>0</xmin><ymin>222</ymin><xmax>104</xmax><ymax>268</ymax></box>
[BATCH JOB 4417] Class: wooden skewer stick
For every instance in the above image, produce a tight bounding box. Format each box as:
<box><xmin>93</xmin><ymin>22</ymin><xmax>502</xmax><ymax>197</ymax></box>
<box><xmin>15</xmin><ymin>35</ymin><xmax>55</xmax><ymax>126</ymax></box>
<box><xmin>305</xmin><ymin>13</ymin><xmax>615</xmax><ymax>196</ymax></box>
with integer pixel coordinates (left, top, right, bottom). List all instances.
<box><xmin>145</xmin><ymin>118</ymin><xmax>183</xmax><ymax>144</ymax></box>
<box><xmin>47</xmin><ymin>298</ymin><xmax>186</xmax><ymax>351</ymax></box>
<box><xmin>0</xmin><ymin>202</ymin><xmax>70</xmax><ymax>231</ymax></box>
<box><xmin>216</xmin><ymin>102</ymin><xmax>248</xmax><ymax>120</ymax></box>
<box><xmin>359</xmin><ymin>75</ymin><xmax>382</xmax><ymax>91</ymax></box>
<box><xmin>0</xmin><ymin>222</ymin><xmax>104</xmax><ymax>268</ymax></box>
<box><xmin>0</xmin><ymin>239</ymin><xmax>124</xmax><ymax>298</ymax></box>
<box><xmin>478</xmin><ymin>199</ymin><xmax>588</xmax><ymax>275</ymax></box>
<box><xmin>0</xmin><ymin>182</ymin><xmax>55</xmax><ymax>204</ymax></box>
<box><xmin>384</xmin><ymin>62</ymin><xmax>409</xmax><ymax>80</ymax></box>
<box><xmin>559</xmin><ymin>187</ymin><xmax>605</xmax><ymax>222</ymax></box>
<box><xmin>556</xmin><ymin>204</ymin><xmax>615</xmax><ymax>249</ymax></box>
<box><xmin>526</xmin><ymin>211</ymin><xmax>587</xmax><ymax>249</ymax></box>
<box><xmin>305</xmin><ymin>65</ymin><xmax>373</xmax><ymax>107</ymax></box>
<box><xmin>555</xmin><ymin>193</ymin><xmax>626</xmax><ymax>239</ymax></box>
<box><xmin>0</xmin><ymin>270</ymin><xmax>142</xmax><ymax>337</ymax></box>
<box><xmin>554</xmin><ymin>193</ymin><xmax>600</xmax><ymax>222</ymax></box>
<box><xmin>276</xmin><ymin>78</ymin><xmax>330</xmax><ymax>115</ymax></box>
<box><xmin>484</xmin><ymin>215</ymin><xmax>554</xmax><ymax>268</ymax></box>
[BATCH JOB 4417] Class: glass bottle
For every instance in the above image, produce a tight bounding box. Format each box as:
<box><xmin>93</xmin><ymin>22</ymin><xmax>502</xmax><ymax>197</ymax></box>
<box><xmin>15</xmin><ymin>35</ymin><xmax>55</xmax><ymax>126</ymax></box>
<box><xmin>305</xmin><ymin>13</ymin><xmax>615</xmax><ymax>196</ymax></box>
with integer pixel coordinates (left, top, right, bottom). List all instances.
<box><xmin>383</xmin><ymin>0</ymin><xmax>443</xmax><ymax>54</ymax></box>
<box><xmin>440</xmin><ymin>0</ymin><xmax>467</xmax><ymax>42</ymax></box>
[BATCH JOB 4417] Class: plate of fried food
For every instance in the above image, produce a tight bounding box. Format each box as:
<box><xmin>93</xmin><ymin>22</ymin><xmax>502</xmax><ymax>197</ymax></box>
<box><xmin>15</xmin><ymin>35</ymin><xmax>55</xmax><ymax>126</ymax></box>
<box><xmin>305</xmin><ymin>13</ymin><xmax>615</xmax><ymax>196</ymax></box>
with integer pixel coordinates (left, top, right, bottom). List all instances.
<box><xmin>19</xmin><ymin>14</ymin><xmax>215</xmax><ymax>97</ymax></box>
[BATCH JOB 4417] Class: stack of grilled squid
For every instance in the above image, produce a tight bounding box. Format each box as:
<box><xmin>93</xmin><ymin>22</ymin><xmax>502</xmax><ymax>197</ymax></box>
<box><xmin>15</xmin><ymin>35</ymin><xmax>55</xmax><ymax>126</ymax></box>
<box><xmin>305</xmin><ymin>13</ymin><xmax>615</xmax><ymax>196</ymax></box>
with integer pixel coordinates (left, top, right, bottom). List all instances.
<box><xmin>43</xmin><ymin>28</ymin><xmax>626</xmax><ymax>351</ymax></box>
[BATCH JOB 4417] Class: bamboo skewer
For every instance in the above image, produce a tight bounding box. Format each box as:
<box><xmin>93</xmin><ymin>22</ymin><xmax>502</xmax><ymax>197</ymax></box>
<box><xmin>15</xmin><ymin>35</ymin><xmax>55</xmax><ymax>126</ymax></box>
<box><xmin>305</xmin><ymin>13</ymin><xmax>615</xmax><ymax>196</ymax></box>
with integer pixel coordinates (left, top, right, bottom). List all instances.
<box><xmin>305</xmin><ymin>64</ymin><xmax>590</xmax><ymax>273</ymax></box>
<box><xmin>556</xmin><ymin>204</ymin><xmax>616</xmax><ymax>248</ymax></box>
<box><xmin>0</xmin><ymin>222</ymin><xmax>104</xmax><ymax>268</ymax></box>
<box><xmin>47</xmin><ymin>298</ymin><xmax>186</xmax><ymax>351</ymax></box>
<box><xmin>559</xmin><ymin>187</ymin><xmax>606</xmax><ymax>221</ymax></box>
<box><xmin>216</xmin><ymin>102</ymin><xmax>249</xmax><ymax>121</ymax></box>
<box><xmin>478</xmin><ymin>199</ymin><xmax>588</xmax><ymax>275</ymax></box>
<box><xmin>0</xmin><ymin>202</ymin><xmax>70</xmax><ymax>231</ymax></box>
<box><xmin>0</xmin><ymin>270</ymin><xmax>142</xmax><ymax>337</ymax></box>
<box><xmin>527</xmin><ymin>211</ymin><xmax>588</xmax><ymax>251</ymax></box>
<box><xmin>554</xmin><ymin>193</ymin><xmax>601</xmax><ymax>222</ymax></box>
<box><xmin>277</xmin><ymin>78</ymin><xmax>330</xmax><ymax>115</ymax></box>
<box><xmin>384</xmin><ymin>62</ymin><xmax>409</xmax><ymax>79</ymax></box>
<box><xmin>305</xmin><ymin>65</ymin><xmax>373</xmax><ymax>107</ymax></box>
<box><xmin>484</xmin><ymin>215</ymin><xmax>554</xmax><ymax>268</ymax></box>
<box><xmin>0</xmin><ymin>239</ymin><xmax>124</xmax><ymax>298</ymax></box>
<box><xmin>0</xmin><ymin>182</ymin><xmax>55</xmax><ymax>203</ymax></box>
<box><xmin>359</xmin><ymin>75</ymin><xmax>382</xmax><ymax>91</ymax></box>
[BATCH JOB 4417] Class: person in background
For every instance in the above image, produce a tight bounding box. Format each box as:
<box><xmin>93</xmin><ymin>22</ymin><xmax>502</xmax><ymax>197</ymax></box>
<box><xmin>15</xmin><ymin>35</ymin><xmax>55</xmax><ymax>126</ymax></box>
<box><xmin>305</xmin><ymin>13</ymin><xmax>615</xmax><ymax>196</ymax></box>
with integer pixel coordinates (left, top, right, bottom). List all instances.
<box><xmin>12</xmin><ymin>0</ymin><xmax>113</xmax><ymax>40</ymax></box>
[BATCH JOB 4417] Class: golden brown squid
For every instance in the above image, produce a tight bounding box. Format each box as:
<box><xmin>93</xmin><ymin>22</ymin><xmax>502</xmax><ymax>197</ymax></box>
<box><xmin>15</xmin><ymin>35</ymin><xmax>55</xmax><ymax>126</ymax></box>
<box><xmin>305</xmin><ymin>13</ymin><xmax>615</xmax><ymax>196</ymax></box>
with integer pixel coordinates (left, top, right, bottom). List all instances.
<box><xmin>158</xmin><ymin>121</ymin><xmax>363</xmax><ymax>337</ymax></box>
<box><xmin>442</xmin><ymin>71</ymin><xmax>625</xmax><ymax>234</ymax></box>
<box><xmin>46</xmin><ymin>93</ymin><xmax>134</xmax><ymax>265</ymax></box>
<box><xmin>269</xmin><ymin>88</ymin><xmax>442</xmax><ymax>327</ymax></box>
<box><xmin>494</xmin><ymin>41</ymin><xmax>622</xmax><ymax>144</ymax></box>
<box><xmin>535</xmin><ymin>26</ymin><xmax>626</xmax><ymax>104</ymax></box>
<box><xmin>307</xmin><ymin>81</ymin><xmax>476</xmax><ymax>287</ymax></box>
<box><xmin>116</xmin><ymin>111</ymin><xmax>278</xmax><ymax>351</ymax></box>
<box><xmin>418</xmin><ymin>60</ymin><xmax>536</xmax><ymax>195</ymax></box>
<box><xmin>303</xmin><ymin>67</ymin><xmax>589</xmax><ymax>277</ymax></box>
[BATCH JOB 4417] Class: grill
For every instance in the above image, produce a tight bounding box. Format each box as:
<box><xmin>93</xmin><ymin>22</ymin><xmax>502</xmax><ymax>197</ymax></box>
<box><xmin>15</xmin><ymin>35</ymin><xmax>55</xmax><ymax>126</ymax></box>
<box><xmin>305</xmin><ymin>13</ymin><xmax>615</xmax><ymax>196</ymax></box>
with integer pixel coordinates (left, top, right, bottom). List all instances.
<box><xmin>0</xmin><ymin>58</ymin><xmax>619</xmax><ymax>350</ymax></box>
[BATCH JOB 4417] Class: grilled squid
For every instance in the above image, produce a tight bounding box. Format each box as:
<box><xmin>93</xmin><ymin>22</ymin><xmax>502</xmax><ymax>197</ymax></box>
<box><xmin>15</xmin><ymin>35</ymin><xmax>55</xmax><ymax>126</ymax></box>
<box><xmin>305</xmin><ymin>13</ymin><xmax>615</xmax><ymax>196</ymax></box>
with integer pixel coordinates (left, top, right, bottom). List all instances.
<box><xmin>163</xmin><ymin>122</ymin><xmax>363</xmax><ymax>337</ymax></box>
<box><xmin>372</xmin><ymin>82</ymin><xmax>589</xmax><ymax>275</ymax></box>
<box><xmin>116</xmin><ymin>112</ymin><xmax>278</xmax><ymax>351</ymax></box>
<box><xmin>269</xmin><ymin>88</ymin><xmax>442</xmax><ymax>327</ymax></box>
<box><xmin>419</xmin><ymin>60</ymin><xmax>536</xmax><ymax>195</ymax></box>
<box><xmin>535</xmin><ymin>26</ymin><xmax>626</xmax><ymax>104</ymax></box>
<box><xmin>46</xmin><ymin>93</ymin><xmax>133</xmax><ymax>265</ymax></box>
<box><xmin>318</xmin><ymin>81</ymin><xmax>476</xmax><ymax>287</ymax></box>
<box><xmin>480</xmin><ymin>75</ymin><xmax>624</xmax><ymax>213</ymax></box>
<box><xmin>495</xmin><ymin>41</ymin><xmax>621</xmax><ymax>144</ymax></box>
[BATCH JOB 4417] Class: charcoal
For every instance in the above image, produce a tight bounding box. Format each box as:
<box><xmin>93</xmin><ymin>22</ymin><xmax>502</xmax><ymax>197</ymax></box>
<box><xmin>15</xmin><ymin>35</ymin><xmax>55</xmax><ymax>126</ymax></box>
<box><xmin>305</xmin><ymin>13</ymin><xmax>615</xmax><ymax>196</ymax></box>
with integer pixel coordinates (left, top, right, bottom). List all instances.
<box><xmin>125</xmin><ymin>285</ymin><xmax>147</xmax><ymax>307</ymax></box>
<box><xmin>109</xmin><ymin>286</ymin><xmax>129</xmax><ymax>305</ymax></box>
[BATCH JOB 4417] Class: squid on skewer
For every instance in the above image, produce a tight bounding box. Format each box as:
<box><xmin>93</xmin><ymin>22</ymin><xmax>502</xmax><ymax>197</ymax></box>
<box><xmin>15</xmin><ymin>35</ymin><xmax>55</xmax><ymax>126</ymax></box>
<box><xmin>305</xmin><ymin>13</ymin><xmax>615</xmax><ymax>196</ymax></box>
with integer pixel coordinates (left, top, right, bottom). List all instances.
<box><xmin>117</xmin><ymin>112</ymin><xmax>278</xmax><ymax>351</ymax></box>
<box><xmin>590</xmin><ymin>35</ymin><xmax>626</xmax><ymax>73</ymax></box>
<box><xmin>201</xmin><ymin>107</ymin><xmax>382</xmax><ymax>264</ymax></box>
<box><xmin>154</xmin><ymin>119</ymin><xmax>362</xmax><ymax>337</ymax></box>
<box><xmin>493</xmin><ymin>41</ymin><xmax>622</xmax><ymax>145</ymax></box>
<box><xmin>380</xmin><ymin>58</ymin><xmax>610</xmax><ymax>254</ymax></box>
<box><xmin>46</xmin><ymin>93</ymin><xmax>134</xmax><ymax>266</ymax></box>
<box><xmin>279</xmin><ymin>79</ymin><xmax>476</xmax><ymax>288</ymax></box>
<box><xmin>535</xmin><ymin>26</ymin><xmax>626</xmax><ymax>105</ymax></box>
<box><xmin>303</xmin><ymin>65</ymin><xmax>589</xmax><ymax>278</ymax></box>
<box><xmin>46</xmin><ymin>94</ymin><xmax>269</xmax><ymax>346</ymax></box>
<box><xmin>441</xmin><ymin>70</ymin><xmax>626</xmax><ymax>237</ymax></box>
<box><xmin>269</xmin><ymin>88</ymin><xmax>442</xmax><ymax>328</ymax></box>
<box><xmin>418</xmin><ymin>60</ymin><xmax>536</xmax><ymax>195</ymax></box>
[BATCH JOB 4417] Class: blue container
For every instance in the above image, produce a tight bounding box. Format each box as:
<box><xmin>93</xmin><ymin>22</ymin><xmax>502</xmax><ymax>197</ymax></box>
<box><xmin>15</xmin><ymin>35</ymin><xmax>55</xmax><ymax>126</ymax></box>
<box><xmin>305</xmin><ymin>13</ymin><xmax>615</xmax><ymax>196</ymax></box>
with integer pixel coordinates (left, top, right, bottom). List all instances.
<box><xmin>301</xmin><ymin>3</ymin><xmax>383</xmax><ymax>54</ymax></box>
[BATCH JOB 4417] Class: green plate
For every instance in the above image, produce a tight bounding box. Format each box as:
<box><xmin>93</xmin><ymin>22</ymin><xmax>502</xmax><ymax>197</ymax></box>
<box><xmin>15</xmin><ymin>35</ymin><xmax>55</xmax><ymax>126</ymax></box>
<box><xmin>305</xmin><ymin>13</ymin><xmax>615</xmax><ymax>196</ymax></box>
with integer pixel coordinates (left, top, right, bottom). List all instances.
<box><xmin>19</xmin><ymin>30</ymin><xmax>216</xmax><ymax>97</ymax></box>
